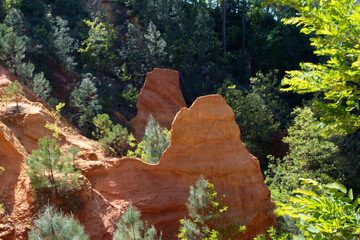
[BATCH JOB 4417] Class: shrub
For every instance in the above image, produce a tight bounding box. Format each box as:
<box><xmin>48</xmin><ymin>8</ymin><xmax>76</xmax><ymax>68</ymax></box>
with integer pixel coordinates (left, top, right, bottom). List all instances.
<box><xmin>28</xmin><ymin>205</ymin><xmax>89</xmax><ymax>240</ymax></box>
<box><xmin>276</xmin><ymin>178</ymin><xmax>360</xmax><ymax>239</ymax></box>
<box><xmin>178</xmin><ymin>177</ymin><xmax>245</xmax><ymax>240</ymax></box>
<box><xmin>92</xmin><ymin>113</ymin><xmax>113</xmax><ymax>140</ymax></box>
<box><xmin>25</xmin><ymin>137</ymin><xmax>81</xmax><ymax>197</ymax></box>
<box><xmin>99</xmin><ymin>124</ymin><xmax>135</xmax><ymax>157</ymax></box>
<box><xmin>113</xmin><ymin>205</ymin><xmax>162</xmax><ymax>240</ymax></box>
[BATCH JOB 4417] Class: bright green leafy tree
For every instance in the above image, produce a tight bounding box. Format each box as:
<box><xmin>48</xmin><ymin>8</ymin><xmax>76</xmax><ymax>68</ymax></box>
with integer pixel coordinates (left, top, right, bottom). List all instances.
<box><xmin>28</xmin><ymin>205</ymin><xmax>89</xmax><ymax>240</ymax></box>
<box><xmin>276</xmin><ymin>178</ymin><xmax>360</xmax><ymax>239</ymax></box>
<box><xmin>78</xmin><ymin>18</ymin><xmax>116</xmax><ymax>73</ymax></box>
<box><xmin>113</xmin><ymin>205</ymin><xmax>162</xmax><ymax>240</ymax></box>
<box><xmin>268</xmin><ymin>0</ymin><xmax>360</xmax><ymax>135</ymax></box>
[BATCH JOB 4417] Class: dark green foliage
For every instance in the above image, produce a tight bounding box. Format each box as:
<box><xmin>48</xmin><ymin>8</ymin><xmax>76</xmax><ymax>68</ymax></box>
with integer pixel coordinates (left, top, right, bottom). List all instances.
<box><xmin>265</xmin><ymin>107</ymin><xmax>339</xmax><ymax>203</ymax></box>
<box><xmin>25</xmin><ymin>137</ymin><xmax>81</xmax><ymax>194</ymax></box>
<box><xmin>70</xmin><ymin>74</ymin><xmax>102</xmax><ymax>136</ymax></box>
<box><xmin>218</xmin><ymin>79</ymin><xmax>280</xmax><ymax>163</ymax></box>
<box><xmin>276</xmin><ymin>178</ymin><xmax>360</xmax><ymax>239</ymax></box>
<box><xmin>129</xmin><ymin>117</ymin><xmax>170</xmax><ymax>164</ymax></box>
<box><xmin>99</xmin><ymin>124</ymin><xmax>135</xmax><ymax>157</ymax></box>
<box><xmin>178</xmin><ymin>177</ymin><xmax>245</xmax><ymax>240</ymax></box>
<box><xmin>51</xmin><ymin>16</ymin><xmax>78</xmax><ymax>71</ymax></box>
<box><xmin>28</xmin><ymin>205</ymin><xmax>89</xmax><ymax>240</ymax></box>
<box><xmin>32</xmin><ymin>72</ymin><xmax>51</xmax><ymax>101</ymax></box>
<box><xmin>113</xmin><ymin>205</ymin><xmax>162</xmax><ymax>240</ymax></box>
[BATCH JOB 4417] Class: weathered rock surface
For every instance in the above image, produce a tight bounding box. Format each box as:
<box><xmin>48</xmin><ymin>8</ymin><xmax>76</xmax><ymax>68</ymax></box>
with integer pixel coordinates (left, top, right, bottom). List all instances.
<box><xmin>84</xmin><ymin>94</ymin><xmax>276</xmax><ymax>239</ymax></box>
<box><xmin>130</xmin><ymin>68</ymin><xmax>187</xmax><ymax>140</ymax></box>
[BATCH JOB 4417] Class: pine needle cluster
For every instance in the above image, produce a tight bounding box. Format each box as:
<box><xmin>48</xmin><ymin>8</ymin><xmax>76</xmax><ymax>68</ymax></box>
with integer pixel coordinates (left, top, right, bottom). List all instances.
<box><xmin>28</xmin><ymin>205</ymin><xmax>89</xmax><ymax>240</ymax></box>
<box><xmin>113</xmin><ymin>206</ymin><xmax>162</xmax><ymax>240</ymax></box>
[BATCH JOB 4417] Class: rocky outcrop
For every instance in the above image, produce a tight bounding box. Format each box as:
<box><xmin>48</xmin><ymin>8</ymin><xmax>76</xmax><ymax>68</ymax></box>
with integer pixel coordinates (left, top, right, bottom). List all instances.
<box><xmin>84</xmin><ymin>94</ymin><xmax>276</xmax><ymax>239</ymax></box>
<box><xmin>0</xmin><ymin>64</ymin><xmax>275</xmax><ymax>239</ymax></box>
<box><xmin>130</xmin><ymin>68</ymin><xmax>186</xmax><ymax>140</ymax></box>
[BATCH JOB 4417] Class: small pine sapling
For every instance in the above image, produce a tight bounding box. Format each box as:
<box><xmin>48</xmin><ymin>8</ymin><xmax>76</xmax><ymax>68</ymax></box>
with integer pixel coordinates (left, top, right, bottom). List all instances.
<box><xmin>113</xmin><ymin>205</ymin><xmax>162</xmax><ymax>240</ymax></box>
<box><xmin>178</xmin><ymin>177</ymin><xmax>245</xmax><ymax>240</ymax></box>
<box><xmin>1</xmin><ymin>80</ymin><xmax>23</xmax><ymax>112</ymax></box>
<box><xmin>25</xmin><ymin>137</ymin><xmax>81</xmax><ymax>196</ymax></box>
<box><xmin>28</xmin><ymin>205</ymin><xmax>89</xmax><ymax>240</ymax></box>
<box><xmin>45</xmin><ymin>102</ymin><xmax>65</xmax><ymax>140</ymax></box>
<box><xmin>127</xmin><ymin>117</ymin><xmax>170</xmax><ymax>164</ymax></box>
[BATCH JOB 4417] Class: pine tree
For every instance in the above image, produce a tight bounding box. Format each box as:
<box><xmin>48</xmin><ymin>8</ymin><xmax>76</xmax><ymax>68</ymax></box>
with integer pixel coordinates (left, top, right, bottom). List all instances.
<box><xmin>178</xmin><ymin>177</ymin><xmax>245</xmax><ymax>240</ymax></box>
<box><xmin>136</xmin><ymin>117</ymin><xmax>170</xmax><ymax>164</ymax></box>
<box><xmin>52</xmin><ymin>16</ymin><xmax>78</xmax><ymax>71</ymax></box>
<box><xmin>70</xmin><ymin>74</ymin><xmax>101</xmax><ymax>135</ymax></box>
<box><xmin>1</xmin><ymin>80</ymin><xmax>24</xmax><ymax>112</ymax></box>
<box><xmin>121</xmin><ymin>22</ymin><xmax>146</xmax><ymax>86</ymax></box>
<box><xmin>28</xmin><ymin>205</ymin><xmax>89</xmax><ymax>240</ymax></box>
<box><xmin>113</xmin><ymin>205</ymin><xmax>162</xmax><ymax>240</ymax></box>
<box><xmin>3</xmin><ymin>8</ymin><xmax>25</xmax><ymax>36</ymax></box>
<box><xmin>25</xmin><ymin>137</ymin><xmax>81</xmax><ymax>195</ymax></box>
<box><xmin>144</xmin><ymin>21</ymin><xmax>167</xmax><ymax>69</ymax></box>
<box><xmin>32</xmin><ymin>72</ymin><xmax>51</xmax><ymax>101</ymax></box>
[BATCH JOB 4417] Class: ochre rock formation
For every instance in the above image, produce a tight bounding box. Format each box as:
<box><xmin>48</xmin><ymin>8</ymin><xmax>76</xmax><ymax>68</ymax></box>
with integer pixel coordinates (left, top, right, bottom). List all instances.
<box><xmin>83</xmin><ymin>94</ymin><xmax>276</xmax><ymax>239</ymax></box>
<box><xmin>130</xmin><ymin>68</ymin><xmax>186</xmax><ymax>140</ymax></box>
<box><xmin>0</xmin><ymin>64</ymin><xmax>275</xmax><ymax>239</ymax></box>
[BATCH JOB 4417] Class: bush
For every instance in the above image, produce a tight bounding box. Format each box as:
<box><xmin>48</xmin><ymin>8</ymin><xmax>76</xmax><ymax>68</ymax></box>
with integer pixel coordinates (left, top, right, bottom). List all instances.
<box><xmin>130</xmin><ymin>117</ymin><xmax>170</xmax><ymax>164</ymax></box>
<box><xmin>113</xmin><ymin>205</ymin><xmax>162</xmax><ymax>240</ymax></box>
<box><xmin>99</xmin><ymin>124</ymin><xmax>135</xmax><ymax>157</ymax></box>
<box><xmin>92</xmin><ymin>113</ymin><xmax>113</xmax><ymax>140</ymax></box>
<box><xmin>28</xmin><ymin>205</ymin><xmax>89</xmax><ymax>240</ymax></box>
<box><xmin>276</xmin><ymin>178</ymin><xmax>360</xmax><ymax>239</ymax></box>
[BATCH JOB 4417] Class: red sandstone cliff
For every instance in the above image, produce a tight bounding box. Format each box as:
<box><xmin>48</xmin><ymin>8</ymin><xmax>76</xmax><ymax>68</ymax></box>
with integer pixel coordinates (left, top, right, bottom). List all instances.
<box><xmin>130</xmin><ymin>68</ymin><xmax>187</xmax><ymax>140</ymax></box>
<box><xmin>0</xmin><ymin>66</ymin><xmax>275</xmax><ymax>239</ymax></box>
<box><xmin>83</xmin><ymin>95</ymin><xmax>276</xmax><ymax>239</ymax></box>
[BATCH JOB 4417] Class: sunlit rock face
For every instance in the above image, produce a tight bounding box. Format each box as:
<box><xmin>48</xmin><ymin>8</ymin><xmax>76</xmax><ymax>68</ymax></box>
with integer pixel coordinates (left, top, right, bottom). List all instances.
<box><xmin>130</xmin><ymin>68</ymin><xmax>187</xmax><ymax>140</ymax></box>
<box><xmin>85</xmin><ymin>94</ymin><xmax>276</xmax><ymax>239</ymax></box>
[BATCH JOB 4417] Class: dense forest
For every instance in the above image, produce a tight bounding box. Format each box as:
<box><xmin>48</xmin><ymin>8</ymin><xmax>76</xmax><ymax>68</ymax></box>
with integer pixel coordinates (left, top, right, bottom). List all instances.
<box><xmin>0</xmin><ymin>0</ymin><xmax>360</xmax><ymax>239</ymax></box>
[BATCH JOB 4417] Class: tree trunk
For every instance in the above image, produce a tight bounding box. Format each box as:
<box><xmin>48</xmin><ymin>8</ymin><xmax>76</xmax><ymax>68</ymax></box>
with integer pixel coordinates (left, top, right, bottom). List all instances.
<box><xmin>222</xmin><ymin>0</ymin><xmax>227</xmax><ymax>55</ymax></box>
<box><xmin>242</xmin><ymin>0</ymin><xmax>246</xmax><ymax>54</ymax></box>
